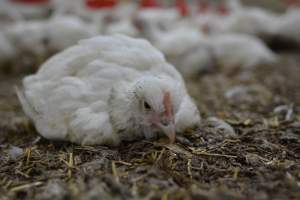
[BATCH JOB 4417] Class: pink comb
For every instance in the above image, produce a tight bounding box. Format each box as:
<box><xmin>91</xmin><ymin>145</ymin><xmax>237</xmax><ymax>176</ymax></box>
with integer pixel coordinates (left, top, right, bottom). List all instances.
<box><xmin>163</xmin><ymin>91</ymin><xmax>173</xmax><ymax>120</ymax></box>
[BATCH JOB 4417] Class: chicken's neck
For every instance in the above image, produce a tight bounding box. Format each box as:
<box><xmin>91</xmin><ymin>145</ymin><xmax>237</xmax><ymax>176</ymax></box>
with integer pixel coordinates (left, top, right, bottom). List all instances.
<box><xmin>108</xmin><ymin>81</ymin><xmax>144</xmax><ymax>140</ymax></box>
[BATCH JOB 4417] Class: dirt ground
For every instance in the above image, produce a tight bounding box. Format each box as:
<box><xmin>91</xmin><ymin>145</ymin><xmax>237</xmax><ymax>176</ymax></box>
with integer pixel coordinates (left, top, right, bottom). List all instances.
<box><xmin>0</xmin><ymin>53</ymin><xmax>300</xmax><ymax>200</ymax></box>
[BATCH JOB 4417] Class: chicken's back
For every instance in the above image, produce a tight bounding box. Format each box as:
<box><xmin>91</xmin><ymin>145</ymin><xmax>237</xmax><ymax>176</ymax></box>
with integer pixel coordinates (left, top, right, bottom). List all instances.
<box><xmin>20</xmin><ymin>35</ymin><xmax>183</xmax><ymax>145</ymax></box>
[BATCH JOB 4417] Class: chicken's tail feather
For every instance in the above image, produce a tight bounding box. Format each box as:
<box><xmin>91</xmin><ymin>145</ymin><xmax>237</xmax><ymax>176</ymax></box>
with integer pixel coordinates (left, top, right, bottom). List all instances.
<box><xmin>15</xmin><ymin>86</ymin><xmax>38</xmax><ymax>122</ymax></box>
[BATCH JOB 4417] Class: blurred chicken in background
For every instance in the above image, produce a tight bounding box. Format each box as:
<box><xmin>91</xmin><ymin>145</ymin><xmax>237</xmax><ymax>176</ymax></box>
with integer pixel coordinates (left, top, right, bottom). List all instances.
<box><xmin>0</xmin><ymin>0</ymin><xmax>299</xmax><ymax>74</ymax></box>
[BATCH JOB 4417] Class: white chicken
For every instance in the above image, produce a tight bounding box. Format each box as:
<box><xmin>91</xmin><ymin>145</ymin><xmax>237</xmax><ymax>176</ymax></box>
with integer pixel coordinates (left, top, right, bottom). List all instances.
<box><xmin>0</xmin><ymin>1</ymin><xmax>23</xmax><ymax>28</ymax></box>
<box><xmin>140</xmin><ymin>22</ymin><xmax>274</xmax><ymax>76</ymax></box>
<box><xmin>51</xmin><ymin>0</ymin><xmax>84</xmax><ymax>16</ymax></box>
<box><xmin>192</xmin><ymin>12</ymin><xmax>228</xmax><ymax>35</ymax></box>
<box><xmin>4</xmin><ymin>20</ymin><xmax>48</xmax><ymax>59</ymax></box>
<box><xmin>112</xmin><ymin>1</ymin><xmax>138</xmax><ymax>20</ymax></box>
<box><xmin>105</xmin><ymin>19</ymin><xmax>139</xmax><ymax>37</ymax></box>
<box><xmin>2</xmin><ymin>0</ymin><xmax>51</xmax><ymax>19</ymax></box>
<box><xmin>51</xmin><ymin>0</ymin><xmax>115</xmax><ymax>31</ymax></box>
<box><xmin>222</xmin><ymin>0</ymin><xmax>279</xmax><ymax>36</ymax></box>
<box><xmin>150</xmin><ymin>28</ymin><xmax>214</xmax><ymax>77</ymax></box>
<box><xmin>275</xmin><ymin>8</ymin><xmax>300</xmax><ymax>42</ymax></box>
<box><xmin>135</xmin><ymin>8</ymin><xmax>180</xmax><ymax>39</ymax></box>
<box><xmin>17</xmin><ymin>35</ymin><xmax>201</xmax><ymax>146</ymax></box>
<box><xmin>193</xmin><ymin>0</ymin><xmax>278</xmax><ymax>36</ymax></box>
<box><xmin>210</xmin><ymin>34</ymin><xmax>277</xmax><ymax>69</ymax></box>
<box><xmin>46</xmin><ymin>15</ymin><xmax>98</xmax><ymax>52</ymax></box>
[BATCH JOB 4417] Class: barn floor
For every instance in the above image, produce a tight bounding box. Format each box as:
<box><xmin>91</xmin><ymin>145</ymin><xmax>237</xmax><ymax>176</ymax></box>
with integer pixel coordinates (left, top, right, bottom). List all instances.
<box><xmin>0</xmin><ymin>54</ymin><xmax>300</xmax><ymax>200</ymax></box>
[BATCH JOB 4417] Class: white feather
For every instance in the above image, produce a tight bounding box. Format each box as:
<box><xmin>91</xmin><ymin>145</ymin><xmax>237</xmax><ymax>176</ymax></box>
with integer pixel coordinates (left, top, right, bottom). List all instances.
<box><xmin>210</xmin><ymin>34</ymin><xmax>276</xmax><ymax>69</ymax></box>
<box><xmin>46</xmin><ymin>15</ymin><xmax>98</xmax><ymax>52</ymax></box>
<box><xmin>18</xmin><ymin>35</ymin><xmax>200</xmax><ymax>146</ymax></box>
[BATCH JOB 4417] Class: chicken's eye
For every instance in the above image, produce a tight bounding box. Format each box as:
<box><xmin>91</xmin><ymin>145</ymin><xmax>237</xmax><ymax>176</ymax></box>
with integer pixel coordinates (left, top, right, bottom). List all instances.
<box><xmin>144</xmin><ymin>101</ymin><xmax>151</xmax><ymax>110</ymax></box>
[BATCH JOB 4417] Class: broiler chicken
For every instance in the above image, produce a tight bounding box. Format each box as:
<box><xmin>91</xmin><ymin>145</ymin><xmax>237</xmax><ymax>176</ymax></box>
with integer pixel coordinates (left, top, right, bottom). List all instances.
<box><xmin>149</xmin><ymin>28</ymin><xmax>214</xmax><ymax>77</ymax></box>
<box><xmin>275</xmin><ymin>8</ymin><xmax>300</xmax><ymax>42</ymax></box>
<box><xmin>222</xmin><ymin>0</ymin><xmax>279</xmax><ymax>36</ymax></box>
<box><xmin>46</xmin><ymin>15</ymin><xmax>98</xmax><ymax>52</ymax></box>
<box><xmin>17</xmin><ymin>35</ymin><xmax>201</xmax><ymax>146</ymax></box>
<box><xmin>193</xmin><ymin>0</ymin><xmax>278</xmax><ymax>36</ymax></box>
<box><xmin>135</xmin><ymin>7</ymin><xmax>180</xmax><ymax>39</ymax></box>
<box><xmin>4</xmin><ymin>20</ymin><xmax>48</xmax><ymax>60</ymax></box>
<box><xmin>210</xmin><ymin>34</ymin><xmax>276</xmax><ymax>69</ymax></box>
<box><xmin>105</xmin><ymin>19</ymin><xmax>139</xmax><ymax>37</ymax></box>
<box><xmin>51</xmin><ymin>0</ymin><xmax>84</xmax><ymax>16</ymax></box>
<box><xmin>3</xmin><ymin>0</ymin><xmax>50</xmax><ymax>19</ymax></box>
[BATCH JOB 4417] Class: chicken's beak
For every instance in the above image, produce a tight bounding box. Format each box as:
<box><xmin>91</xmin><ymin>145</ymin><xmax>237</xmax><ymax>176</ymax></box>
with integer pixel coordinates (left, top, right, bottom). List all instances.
<box><xmin>157</xmin><ymin>122</ymin><xmax>176</xmax><ymax>143</ymax></box>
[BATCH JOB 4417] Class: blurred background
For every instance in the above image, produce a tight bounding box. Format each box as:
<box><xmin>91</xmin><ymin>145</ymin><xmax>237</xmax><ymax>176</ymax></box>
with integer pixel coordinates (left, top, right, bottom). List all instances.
<box><xmin>0</xmin><ymin>0</ymin><xmax>299</xmax><ymax>74</ymax></box>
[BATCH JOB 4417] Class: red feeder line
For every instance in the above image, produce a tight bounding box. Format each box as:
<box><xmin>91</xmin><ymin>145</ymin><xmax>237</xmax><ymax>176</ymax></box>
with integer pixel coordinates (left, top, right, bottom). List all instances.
<box><xmin>176</xmin><ymin>0</ymin><xmax>189</xmax><ymax>16</ymax></box>
<box><xmin>85</xmin><ymin>0</ymin><xmax>118</xmax><ymax>9</ymax></box>
<box><xmin>139</xmin><ymin>0</ymin><xmax>160</xmax><ymax>9</ymax></box>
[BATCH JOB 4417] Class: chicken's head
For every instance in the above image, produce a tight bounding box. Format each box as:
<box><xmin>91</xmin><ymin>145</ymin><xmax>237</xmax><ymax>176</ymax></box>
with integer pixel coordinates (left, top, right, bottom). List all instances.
<box><xmin>131</xmin><ymin>76</ymin><xmax>182</xmax><ymax>143</ymax></box>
